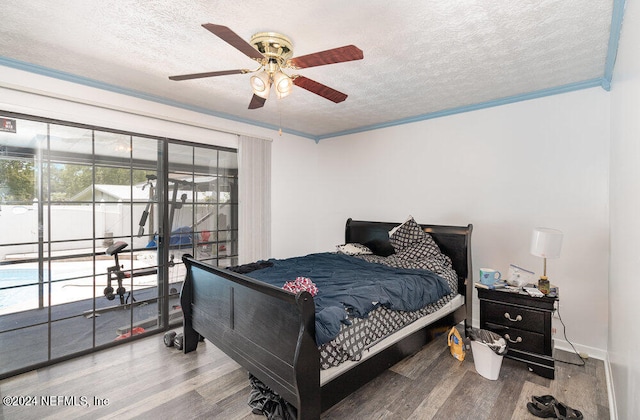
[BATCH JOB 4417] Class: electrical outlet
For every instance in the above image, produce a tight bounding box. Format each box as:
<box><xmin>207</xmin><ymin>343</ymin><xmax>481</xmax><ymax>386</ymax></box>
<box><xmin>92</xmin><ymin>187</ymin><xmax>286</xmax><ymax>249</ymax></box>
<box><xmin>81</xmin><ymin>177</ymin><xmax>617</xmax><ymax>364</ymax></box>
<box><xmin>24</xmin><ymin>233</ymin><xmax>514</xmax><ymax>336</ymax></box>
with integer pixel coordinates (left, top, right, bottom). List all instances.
<box><xmin>553</xmin><ymin>301</ymin><xmax>560</xmax><ymax>318</ymax></box>
<box><xmin>551</xmin><ymin>327</ymin><xmax>557</xmax><ymax>335</ymax></box>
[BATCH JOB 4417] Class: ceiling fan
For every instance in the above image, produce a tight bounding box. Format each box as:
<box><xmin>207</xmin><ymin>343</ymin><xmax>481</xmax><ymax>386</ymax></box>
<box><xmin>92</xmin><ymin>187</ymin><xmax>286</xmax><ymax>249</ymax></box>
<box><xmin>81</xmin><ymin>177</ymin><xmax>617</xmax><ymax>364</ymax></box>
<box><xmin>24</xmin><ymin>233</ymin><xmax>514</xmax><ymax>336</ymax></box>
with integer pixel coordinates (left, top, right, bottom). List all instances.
<box><xmin>169</xmin><ymin>23</ymin><xmax>364</xmax><ymax>109</ymax></box>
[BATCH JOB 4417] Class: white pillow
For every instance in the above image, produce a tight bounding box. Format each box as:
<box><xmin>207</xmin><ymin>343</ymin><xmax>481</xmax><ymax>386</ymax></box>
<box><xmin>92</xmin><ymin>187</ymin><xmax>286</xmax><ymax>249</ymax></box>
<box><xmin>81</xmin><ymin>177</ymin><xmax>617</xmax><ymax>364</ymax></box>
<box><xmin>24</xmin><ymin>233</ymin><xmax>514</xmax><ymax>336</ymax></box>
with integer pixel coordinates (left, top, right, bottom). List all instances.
<box><xmin>336</xmin><ymin>243</ymin><xmax>373</xmax><ymax>256</ymax></box>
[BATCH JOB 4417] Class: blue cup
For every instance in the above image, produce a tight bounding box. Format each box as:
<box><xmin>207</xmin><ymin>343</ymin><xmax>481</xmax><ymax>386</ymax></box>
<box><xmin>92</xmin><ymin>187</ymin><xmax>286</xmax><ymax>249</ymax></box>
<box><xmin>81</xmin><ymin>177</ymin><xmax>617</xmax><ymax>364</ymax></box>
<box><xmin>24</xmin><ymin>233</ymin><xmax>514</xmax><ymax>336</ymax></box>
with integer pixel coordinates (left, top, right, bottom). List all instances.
<box><xmin>479</xmin><ymin>268</ymin><xmax>501</xmax><ymax>285</ymax></box>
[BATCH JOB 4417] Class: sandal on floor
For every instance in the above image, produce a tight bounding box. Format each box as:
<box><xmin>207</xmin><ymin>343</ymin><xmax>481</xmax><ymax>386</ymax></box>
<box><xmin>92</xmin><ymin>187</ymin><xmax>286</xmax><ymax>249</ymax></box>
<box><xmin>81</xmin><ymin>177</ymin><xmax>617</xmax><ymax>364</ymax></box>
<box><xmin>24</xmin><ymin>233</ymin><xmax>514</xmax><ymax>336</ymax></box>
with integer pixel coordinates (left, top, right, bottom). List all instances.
<box><xmin>553</xmin><ymin>402</ymin><xmax>584</xmax><ymax>420</ymax></box>
<box><xmin>532</xmin><ymin>395</ymin><xmax>557</xmax><ymax>407</ymax></box>
<box><xmin>527</xmin><ymin>395</ymin><xmax>557</xmax><ymax>418</ymax></box>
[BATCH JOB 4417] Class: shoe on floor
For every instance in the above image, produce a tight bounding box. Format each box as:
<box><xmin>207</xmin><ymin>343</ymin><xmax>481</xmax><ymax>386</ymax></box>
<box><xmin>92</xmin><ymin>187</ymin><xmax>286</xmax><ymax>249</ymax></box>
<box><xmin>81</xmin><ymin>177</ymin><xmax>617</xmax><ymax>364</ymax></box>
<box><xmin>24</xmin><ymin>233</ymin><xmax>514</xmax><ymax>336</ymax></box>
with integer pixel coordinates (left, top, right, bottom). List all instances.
<box><xmin>527</xmin><ymin>395</ymin><xmax>557</xmax><ymax>418</ymax></box>
<box><xmin>553</xmin><ymin>401</ymin><xmax>584</xmax><ymax>420</ymax></box>
<box><xmin>532</xmin><ymin>395</ymin><xmax>557</xmax><ymax>407</ymax></box>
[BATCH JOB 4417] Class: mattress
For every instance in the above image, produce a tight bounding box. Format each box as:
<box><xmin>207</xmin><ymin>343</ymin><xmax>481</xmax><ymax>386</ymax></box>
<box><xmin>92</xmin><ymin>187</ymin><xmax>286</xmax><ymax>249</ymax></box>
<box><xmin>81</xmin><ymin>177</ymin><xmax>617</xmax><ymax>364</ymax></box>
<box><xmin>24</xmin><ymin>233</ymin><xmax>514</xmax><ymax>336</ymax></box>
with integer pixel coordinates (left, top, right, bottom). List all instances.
<box><xmin>320</xmin><ymin>293</ymin><xmax>464</xmax><ymax>385</ymax></box>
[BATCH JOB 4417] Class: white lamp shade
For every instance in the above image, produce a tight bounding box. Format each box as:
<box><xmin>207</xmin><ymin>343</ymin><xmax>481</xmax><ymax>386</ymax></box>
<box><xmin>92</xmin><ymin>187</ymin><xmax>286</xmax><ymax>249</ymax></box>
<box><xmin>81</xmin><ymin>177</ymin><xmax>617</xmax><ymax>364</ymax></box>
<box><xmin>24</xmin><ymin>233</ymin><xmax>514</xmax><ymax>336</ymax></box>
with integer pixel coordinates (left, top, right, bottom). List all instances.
<box><xmin>530</xmin><ymin>228</ymin><xmax>563</xmax><ymax>259</ymax></box>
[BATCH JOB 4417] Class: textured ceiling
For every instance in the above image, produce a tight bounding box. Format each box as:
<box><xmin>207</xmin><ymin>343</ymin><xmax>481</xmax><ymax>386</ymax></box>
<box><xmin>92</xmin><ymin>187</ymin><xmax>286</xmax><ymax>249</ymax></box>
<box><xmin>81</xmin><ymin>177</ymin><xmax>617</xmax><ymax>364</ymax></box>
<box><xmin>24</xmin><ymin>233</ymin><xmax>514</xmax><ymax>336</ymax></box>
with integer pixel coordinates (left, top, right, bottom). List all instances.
<box><xmin>0</xmin><ymin>0</ymin><xmax>620</xmax><ymax>140</ymax></box>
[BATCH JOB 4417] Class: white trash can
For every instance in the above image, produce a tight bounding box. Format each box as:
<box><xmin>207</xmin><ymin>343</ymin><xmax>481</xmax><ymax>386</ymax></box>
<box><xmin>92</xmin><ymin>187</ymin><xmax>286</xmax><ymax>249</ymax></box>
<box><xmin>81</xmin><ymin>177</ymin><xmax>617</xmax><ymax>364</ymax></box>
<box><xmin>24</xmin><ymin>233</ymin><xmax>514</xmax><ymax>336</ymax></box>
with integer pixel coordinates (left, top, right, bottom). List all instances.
<box><xmin>471</xmin><ymin>340</ymin><xmax>504</xmax><ymax>380</ymax></box>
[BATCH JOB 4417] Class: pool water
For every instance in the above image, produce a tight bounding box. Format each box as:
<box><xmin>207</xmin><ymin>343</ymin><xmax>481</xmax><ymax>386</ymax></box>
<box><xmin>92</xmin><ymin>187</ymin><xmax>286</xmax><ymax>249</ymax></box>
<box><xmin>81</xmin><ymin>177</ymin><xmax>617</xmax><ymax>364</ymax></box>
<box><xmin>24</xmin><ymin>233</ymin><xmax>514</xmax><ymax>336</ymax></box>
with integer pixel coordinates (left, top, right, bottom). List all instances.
<box><xmin>0</xmin><ymin>261</ymin><xmax>153</xmax><ymax>314</ymax></box>
<box><xmin>0</xmin><ymin>269</ymin><xmax>49</xmax><ymax>311</ymax></box>
<box><xmin>0</xmin><ymin>267</ymin><xmax>109</xmax><ymax>314</ymax></box>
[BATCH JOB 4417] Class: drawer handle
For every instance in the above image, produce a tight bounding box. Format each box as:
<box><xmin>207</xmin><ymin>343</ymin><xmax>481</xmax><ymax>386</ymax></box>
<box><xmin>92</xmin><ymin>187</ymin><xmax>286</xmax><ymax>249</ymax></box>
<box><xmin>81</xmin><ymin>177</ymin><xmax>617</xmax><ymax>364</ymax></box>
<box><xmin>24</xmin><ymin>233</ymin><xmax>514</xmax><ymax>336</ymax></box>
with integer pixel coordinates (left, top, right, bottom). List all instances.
<box><xmin>504</xmin><ymin>334</ymin><xmax>522</xmax><ymax>344</ymax></box>
<box><xmin>504</xmin><ymin>312</ymin><xmax>522</xmax><ymax>322</ymax></box>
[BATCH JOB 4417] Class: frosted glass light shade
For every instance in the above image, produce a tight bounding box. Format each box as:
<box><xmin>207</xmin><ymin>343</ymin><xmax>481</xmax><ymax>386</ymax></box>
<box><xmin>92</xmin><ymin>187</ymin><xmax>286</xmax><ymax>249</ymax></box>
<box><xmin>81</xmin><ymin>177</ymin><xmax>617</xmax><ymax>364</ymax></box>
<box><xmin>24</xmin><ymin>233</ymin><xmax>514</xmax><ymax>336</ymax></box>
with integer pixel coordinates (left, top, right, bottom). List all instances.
<box><xmin>273</xmin><ymin>71</ymin><xmax>292</xmax><ymax>98</ymax></box>
<box><xmin>250</xmin><ymin>71</ymin><xmax>271</xmax><ymax>99</ymax></box>
<box><xmin>530</xmin><ymin>228</ymin><xmax>563</xmax><ymax>259</ymax></box>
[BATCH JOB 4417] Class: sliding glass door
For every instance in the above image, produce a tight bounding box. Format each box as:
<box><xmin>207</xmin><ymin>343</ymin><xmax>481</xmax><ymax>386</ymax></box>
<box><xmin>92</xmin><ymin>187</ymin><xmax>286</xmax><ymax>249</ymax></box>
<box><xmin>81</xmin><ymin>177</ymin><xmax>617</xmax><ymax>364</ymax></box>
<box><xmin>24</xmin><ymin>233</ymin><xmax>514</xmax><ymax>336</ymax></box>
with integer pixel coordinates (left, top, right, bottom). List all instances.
<box><xmin>0</xmin><ymin>112</ymin><xmax>238</xmax><ymax>379</ymax></box>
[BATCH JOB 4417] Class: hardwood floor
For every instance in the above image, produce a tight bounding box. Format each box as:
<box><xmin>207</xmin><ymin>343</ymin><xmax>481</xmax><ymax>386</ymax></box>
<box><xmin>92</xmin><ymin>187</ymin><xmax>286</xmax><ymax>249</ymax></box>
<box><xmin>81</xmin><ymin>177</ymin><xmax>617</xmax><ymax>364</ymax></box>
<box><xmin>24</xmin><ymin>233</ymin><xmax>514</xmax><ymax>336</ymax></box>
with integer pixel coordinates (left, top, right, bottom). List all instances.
<box><xmin>0</xmin><ymin>328</ymin><xmax>609</xmax><ymax>419</ymax></box>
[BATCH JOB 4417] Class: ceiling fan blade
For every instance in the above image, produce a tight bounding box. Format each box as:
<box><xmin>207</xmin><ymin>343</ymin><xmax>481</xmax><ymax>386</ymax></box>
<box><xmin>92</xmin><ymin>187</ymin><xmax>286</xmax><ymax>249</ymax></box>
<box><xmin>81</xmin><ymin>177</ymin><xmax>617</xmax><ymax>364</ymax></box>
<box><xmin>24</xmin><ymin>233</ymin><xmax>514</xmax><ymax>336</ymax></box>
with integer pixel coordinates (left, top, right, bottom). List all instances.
<box><xmin>248</xmin><ymin>94</ymin><xmax>267</xmax><ymax>109</ymax></box>
<box><xmin>288</xmin><ymin>45</ymin><xmax>363</xmax><ymax>69</ymax></box>
<box><xmin>169</xmin><ymin>69</ymin><xmax>248</xmax><ymax>81</ymax></box>
<box><xmin>202</xmin><ymin>23</ymin><xmax>264</xmax><ymax>60</ymax></box>
<box><xmin>293</xmin><ymin>76</ymin><xmax>348</xmax><ymax>103</ymax></box>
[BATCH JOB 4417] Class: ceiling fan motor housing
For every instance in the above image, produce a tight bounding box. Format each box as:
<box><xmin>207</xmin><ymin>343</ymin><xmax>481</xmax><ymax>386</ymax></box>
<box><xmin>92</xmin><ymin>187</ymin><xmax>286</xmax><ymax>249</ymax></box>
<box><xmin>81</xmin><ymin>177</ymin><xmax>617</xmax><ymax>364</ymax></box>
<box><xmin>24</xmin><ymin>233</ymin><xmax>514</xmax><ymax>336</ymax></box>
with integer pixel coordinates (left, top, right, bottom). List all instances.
<box><xmin>250</xmin><ymin>32</ymin><xmax>294</xmax><ymax>66</ymax></box>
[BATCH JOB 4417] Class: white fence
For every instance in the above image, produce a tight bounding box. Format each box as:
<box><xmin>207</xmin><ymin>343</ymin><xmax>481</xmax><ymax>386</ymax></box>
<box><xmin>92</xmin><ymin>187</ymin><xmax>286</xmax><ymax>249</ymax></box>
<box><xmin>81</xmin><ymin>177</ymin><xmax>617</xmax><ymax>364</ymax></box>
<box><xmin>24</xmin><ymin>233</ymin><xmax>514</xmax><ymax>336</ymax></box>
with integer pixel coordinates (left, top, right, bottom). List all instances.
<box><xmin>0</xmin><ymin>203</ymin><xmax>150</xmax><ymax>261</ymax></box>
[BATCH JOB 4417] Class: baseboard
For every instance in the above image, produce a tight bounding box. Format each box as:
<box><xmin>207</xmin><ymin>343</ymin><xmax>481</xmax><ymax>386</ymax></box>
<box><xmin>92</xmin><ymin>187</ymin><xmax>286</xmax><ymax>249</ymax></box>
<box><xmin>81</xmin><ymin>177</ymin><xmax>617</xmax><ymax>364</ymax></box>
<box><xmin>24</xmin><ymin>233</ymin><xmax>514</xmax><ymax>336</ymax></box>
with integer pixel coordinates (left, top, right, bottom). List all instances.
<box><xmin>604</xmin><ymin>353</ymin><xmax>618</xmax><ymax>420</ymax></box>
<box><xmin>552</xmin><ymin>338</ymin><xmax>607</xmax><ymax>360</ymax></box>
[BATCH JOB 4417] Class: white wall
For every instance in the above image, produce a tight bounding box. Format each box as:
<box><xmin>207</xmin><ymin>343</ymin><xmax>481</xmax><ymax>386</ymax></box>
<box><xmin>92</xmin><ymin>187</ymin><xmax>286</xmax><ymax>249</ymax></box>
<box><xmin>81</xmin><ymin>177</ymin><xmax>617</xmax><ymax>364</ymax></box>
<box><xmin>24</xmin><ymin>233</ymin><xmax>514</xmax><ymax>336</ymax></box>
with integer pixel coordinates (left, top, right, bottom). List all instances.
<box><xmin>609</xmin><ymin>0</ymin><xmax>640</xmax><ymax>417</ymax></box>
<box><xmin>315</xmin><ymin>88</ymin><xmax>611</xmax><ymax>357</ymax></box>
<box><xmin>270</xmin><ymin>132</ymin><xmax>319</xmax><ymax>259</ymax></box>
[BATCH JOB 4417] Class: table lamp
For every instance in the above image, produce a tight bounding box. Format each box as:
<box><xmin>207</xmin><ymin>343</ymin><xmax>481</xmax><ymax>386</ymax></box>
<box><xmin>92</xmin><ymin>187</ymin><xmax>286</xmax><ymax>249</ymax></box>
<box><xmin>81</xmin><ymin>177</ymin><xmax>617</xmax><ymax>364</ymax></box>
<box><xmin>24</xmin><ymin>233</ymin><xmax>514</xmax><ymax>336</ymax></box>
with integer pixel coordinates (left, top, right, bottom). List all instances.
<box><xmin>530</xmin><ymin>227</ymin><xmax>563</xmax><ymax>294</ymax></box>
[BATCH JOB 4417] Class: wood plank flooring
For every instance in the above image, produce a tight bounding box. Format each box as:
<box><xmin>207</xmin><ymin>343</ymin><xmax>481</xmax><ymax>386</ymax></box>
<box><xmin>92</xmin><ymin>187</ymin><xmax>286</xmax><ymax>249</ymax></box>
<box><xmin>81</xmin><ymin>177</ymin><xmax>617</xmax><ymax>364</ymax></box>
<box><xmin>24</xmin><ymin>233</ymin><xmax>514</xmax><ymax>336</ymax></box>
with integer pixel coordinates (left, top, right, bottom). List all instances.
<box><xmin>0</xmin><ymin>328</ymin><xmax>609</xmax><ymax>419</ymax></box>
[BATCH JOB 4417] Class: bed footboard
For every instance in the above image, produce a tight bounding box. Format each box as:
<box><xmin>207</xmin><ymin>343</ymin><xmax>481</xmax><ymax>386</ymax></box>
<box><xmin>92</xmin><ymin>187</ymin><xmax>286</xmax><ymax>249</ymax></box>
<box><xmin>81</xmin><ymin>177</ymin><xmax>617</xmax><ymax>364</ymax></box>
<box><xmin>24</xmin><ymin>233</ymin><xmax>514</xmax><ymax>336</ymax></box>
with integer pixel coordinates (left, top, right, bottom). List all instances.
<box><xmin>181</xmin><ymin>255</ymin><xmax>320</xmax><ymax>419</ymax></box>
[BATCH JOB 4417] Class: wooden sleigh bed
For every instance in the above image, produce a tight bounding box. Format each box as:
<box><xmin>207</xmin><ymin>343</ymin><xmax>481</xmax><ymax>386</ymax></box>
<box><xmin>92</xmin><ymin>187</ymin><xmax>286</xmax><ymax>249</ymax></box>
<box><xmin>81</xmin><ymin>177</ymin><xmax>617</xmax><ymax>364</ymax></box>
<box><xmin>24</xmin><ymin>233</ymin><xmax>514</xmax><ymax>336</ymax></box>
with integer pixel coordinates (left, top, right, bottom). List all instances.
<box><xmin>180</xmin><ymin>218</ymin><xmax>473</xmax><ymax>419</ymax></box>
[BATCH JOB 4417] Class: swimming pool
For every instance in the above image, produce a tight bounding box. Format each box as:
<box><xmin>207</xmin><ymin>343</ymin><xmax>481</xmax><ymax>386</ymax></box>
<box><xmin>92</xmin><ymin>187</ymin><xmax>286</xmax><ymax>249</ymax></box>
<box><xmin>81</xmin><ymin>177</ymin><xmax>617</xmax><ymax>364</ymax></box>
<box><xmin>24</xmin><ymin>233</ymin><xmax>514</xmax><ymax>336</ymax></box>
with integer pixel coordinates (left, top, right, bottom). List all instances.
<box><xmin>0</xmin><ymin>266</ymin><xmax>103</xmax><ymax>314</ymax></box>
<box><xmin>0</xmin><ymin>268</ymin><xmax>49</xmax><ymax>312</ymax></box>
<box><xmin>0</xmin><ymin>260</ymin><xmax>161</xmax><ymax>315</ymax></box>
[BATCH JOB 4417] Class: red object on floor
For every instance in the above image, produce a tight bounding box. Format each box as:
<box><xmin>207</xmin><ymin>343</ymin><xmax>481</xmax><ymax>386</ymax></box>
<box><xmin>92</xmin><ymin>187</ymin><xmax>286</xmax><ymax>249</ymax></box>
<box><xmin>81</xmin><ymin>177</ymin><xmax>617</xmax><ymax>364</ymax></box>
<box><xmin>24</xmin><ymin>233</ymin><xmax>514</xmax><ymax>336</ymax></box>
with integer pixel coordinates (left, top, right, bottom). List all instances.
<box><xmin>115</xmin><ymin>327</ymin><xmax>145</xmax><ymax>341</ymax></box>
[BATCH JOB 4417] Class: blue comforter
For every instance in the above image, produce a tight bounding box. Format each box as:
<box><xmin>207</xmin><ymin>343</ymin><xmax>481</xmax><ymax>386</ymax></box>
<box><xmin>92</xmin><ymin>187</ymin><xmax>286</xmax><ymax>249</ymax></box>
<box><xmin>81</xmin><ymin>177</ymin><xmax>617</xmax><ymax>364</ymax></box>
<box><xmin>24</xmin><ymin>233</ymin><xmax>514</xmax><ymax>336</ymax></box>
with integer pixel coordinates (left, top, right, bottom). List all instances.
<box><xmin>245</xmin><ymin>252</ymin><xmax>452</xmax><ymax>345</ymax></box>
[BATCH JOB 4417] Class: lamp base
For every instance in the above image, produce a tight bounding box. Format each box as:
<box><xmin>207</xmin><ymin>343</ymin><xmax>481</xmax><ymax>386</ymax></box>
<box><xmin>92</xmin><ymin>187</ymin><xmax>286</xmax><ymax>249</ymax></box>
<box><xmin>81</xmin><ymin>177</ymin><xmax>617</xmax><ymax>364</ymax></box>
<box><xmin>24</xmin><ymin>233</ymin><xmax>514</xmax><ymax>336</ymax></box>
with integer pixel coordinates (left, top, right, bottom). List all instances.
<box><xmin>538</xmin><ymin>276</ymin><xmax>550</xmax><ymax>295</ymax></box>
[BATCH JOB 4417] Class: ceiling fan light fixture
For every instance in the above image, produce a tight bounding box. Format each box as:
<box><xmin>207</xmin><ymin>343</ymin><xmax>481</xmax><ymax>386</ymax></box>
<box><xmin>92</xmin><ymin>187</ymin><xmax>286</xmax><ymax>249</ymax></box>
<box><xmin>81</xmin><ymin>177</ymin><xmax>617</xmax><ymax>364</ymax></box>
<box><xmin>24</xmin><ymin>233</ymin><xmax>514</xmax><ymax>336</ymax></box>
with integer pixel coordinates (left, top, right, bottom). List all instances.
<box><xmin>273</xmin><ymin>71</ymin><xmax>293</xmax><ymax>99</ymax></box>
<box><xmin>250</xmin><ymin>71</ymin><xmax>271</xmax><ymax>98</ymax></box>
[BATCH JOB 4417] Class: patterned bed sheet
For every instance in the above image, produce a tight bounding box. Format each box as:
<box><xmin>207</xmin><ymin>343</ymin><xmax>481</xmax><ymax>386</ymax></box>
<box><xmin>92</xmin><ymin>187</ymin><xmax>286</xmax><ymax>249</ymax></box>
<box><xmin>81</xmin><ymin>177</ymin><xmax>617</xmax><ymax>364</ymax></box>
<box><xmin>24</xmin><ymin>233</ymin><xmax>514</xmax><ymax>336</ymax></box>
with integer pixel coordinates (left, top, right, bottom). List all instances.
<box><xmin>319</xmin><ymin>292</ymin><xmax>456</xmax><ymax>369</ymax></box>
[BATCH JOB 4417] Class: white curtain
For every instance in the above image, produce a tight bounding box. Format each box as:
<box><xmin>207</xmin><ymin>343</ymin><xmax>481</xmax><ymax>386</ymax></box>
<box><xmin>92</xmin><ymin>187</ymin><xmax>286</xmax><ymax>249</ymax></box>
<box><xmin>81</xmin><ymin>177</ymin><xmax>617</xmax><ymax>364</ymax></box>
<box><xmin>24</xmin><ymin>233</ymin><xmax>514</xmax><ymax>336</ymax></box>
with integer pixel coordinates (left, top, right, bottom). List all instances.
<box><xmin>238</xmin><ymin>135</ymin><xmax>272</xmax><ymax>264</ymax></box>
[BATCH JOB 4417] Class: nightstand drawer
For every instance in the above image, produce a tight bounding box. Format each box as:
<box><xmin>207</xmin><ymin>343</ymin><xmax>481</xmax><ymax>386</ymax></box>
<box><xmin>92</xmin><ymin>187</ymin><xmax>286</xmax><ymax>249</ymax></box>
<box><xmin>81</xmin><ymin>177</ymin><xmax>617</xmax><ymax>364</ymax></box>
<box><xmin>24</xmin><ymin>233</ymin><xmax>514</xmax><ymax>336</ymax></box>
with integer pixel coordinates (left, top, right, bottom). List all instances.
<box><xmin>481</xmin><ymin>301</ymin><xmax>545</xmax><ymax>333</ymax></box>
<box><xmin>485</xmin><ymin>322</ymin><xmax>546</xmax><ymax>354</ymax></box>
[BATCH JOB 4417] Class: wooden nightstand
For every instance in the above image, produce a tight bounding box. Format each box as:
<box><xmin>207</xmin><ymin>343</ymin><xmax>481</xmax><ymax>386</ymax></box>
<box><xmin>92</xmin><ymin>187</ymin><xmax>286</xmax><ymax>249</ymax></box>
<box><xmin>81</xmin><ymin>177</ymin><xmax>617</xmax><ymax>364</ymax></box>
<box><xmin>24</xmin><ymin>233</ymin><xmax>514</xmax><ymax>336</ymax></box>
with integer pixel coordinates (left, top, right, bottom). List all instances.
<box><xmin>477</xmin><ymin>288</ymin><xmax>557</xmax><ymax>379</ymax></box>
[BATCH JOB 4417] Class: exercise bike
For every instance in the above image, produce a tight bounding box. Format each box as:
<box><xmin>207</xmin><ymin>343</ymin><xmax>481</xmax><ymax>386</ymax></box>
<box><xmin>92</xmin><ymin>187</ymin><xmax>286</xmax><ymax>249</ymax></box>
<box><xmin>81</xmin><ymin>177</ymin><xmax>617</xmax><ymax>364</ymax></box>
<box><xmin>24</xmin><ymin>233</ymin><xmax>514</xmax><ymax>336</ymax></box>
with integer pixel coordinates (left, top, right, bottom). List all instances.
<box><xmin>103</xmin><ymin>241</ymin><xmax>159</xmax><ymax>304</ymax></box>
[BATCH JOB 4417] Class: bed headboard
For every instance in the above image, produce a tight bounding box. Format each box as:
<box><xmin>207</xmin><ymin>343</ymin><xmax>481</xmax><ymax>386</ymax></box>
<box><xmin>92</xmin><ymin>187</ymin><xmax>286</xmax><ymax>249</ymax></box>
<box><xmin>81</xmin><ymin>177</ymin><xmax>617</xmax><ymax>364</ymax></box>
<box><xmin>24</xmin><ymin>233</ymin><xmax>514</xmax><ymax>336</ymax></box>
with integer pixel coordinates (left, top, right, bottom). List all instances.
<box><xmin>344</xmin><ymin>218</ymin><xmax>473</xmax><ymax>294</ymax></box>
